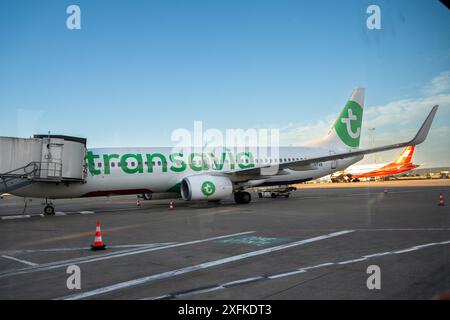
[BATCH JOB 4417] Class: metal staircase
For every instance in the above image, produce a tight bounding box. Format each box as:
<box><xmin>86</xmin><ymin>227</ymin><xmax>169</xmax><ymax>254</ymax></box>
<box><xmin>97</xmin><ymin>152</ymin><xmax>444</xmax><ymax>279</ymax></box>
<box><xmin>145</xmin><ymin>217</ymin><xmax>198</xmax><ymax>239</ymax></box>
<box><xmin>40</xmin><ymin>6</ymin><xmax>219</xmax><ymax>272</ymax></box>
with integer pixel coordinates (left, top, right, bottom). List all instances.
<box><xmin>0</xmin><ymin>162</ymin><xmax>47</xmax><ymax>193</ymax></box>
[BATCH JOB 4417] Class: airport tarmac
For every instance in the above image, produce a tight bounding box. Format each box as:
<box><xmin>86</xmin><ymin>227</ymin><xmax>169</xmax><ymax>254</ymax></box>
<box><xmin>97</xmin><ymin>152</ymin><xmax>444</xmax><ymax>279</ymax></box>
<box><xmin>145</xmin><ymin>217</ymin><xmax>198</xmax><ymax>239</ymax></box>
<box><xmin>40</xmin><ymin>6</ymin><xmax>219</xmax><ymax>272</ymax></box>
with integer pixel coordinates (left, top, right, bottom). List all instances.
<box><xmin>0</xmin><ymin>180</ymin><xmax>449</xmax><ymax>300</ymax></box>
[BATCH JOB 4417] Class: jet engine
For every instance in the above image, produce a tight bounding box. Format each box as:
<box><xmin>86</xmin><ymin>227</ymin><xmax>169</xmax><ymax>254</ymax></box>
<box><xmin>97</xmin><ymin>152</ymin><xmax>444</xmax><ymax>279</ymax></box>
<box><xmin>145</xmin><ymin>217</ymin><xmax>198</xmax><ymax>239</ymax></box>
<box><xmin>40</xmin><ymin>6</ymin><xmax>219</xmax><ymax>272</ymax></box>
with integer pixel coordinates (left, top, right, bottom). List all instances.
<box><xmin>181</xmin><ymin>175</ymin><xmax>233</xmax><ymax>201</ymax></box>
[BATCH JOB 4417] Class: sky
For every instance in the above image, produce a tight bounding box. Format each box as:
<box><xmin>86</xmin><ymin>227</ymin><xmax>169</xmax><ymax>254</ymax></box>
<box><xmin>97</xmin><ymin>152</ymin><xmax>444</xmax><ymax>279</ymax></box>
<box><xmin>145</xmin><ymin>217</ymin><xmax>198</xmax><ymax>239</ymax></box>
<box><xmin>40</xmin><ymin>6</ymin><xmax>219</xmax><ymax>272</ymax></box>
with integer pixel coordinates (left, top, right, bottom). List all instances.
<box><xmin>0</xmin><ymin>0</ymin><xmax>449</xmax><ymax>167</ymax></box>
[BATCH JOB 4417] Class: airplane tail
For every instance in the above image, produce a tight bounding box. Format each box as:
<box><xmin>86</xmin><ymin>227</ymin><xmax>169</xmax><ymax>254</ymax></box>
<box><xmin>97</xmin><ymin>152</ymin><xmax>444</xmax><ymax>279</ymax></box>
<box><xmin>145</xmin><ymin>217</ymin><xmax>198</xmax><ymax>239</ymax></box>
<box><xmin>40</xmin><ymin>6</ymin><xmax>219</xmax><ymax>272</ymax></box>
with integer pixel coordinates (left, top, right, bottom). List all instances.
<box><xmin>309</xmin><ymin>88</ymin><xmax>365</xmax><ymax>150</ymax></box>
<box><xmin>394</xmin><ymin>146</ymin><xmax>415</xmax><ymax>164</ymax></box>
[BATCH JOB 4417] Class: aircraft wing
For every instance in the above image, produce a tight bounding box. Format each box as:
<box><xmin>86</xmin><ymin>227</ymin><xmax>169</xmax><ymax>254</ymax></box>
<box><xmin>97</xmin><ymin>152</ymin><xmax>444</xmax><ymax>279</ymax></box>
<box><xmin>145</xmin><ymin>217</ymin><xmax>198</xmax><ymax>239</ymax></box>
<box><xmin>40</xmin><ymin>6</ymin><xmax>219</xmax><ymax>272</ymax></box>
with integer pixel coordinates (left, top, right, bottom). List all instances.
<box><xmin>225</xmin><ymin>105</ymin><xmax>438</xmax><ymax>177</ymax></box>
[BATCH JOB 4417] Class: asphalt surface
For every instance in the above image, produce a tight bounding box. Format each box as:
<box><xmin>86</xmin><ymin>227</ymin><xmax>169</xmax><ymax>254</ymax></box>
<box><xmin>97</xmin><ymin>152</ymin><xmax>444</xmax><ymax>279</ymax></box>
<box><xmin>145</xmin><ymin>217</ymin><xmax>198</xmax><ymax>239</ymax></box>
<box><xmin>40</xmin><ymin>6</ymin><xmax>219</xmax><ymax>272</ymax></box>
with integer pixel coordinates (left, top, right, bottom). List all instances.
<box><xmin>0</xmin><ymin>180</ymin><xmax>449</xmax><ymax>300</ymax></box>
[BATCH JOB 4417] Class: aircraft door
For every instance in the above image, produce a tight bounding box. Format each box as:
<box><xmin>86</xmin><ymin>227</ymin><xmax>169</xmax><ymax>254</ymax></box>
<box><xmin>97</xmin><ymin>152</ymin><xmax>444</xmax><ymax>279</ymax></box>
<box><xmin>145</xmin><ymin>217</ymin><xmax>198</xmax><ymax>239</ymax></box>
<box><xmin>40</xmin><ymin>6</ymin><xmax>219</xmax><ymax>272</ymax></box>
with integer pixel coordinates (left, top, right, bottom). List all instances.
<box><xmin>330</xmin><ymin>151</ymin><xmax>337</xmax><ymax>169</ymax></box>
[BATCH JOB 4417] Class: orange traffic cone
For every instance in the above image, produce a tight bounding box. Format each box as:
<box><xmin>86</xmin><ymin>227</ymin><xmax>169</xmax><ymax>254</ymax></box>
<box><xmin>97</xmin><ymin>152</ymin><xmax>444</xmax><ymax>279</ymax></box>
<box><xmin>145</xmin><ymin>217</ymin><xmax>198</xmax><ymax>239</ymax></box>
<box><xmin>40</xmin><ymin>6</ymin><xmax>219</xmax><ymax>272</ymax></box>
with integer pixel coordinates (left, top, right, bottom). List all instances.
<box><xmin>169</xmin><ymin>201</ymin><xmax>174</xmax><ymax>210</ymax></box>
<box><xmin>438</xmin><ymin>194</ymin><xmax>445</xmax><ymax>206</ymax></box>
<box><xmin>91</xmin><ymin>221</ymin><xmax>106</xmax><ymax>251</ymax></box>
<box><xmin>136</xmin><ymin>196</ymin><xmax>141</xmax><ymax>207</ymax></box>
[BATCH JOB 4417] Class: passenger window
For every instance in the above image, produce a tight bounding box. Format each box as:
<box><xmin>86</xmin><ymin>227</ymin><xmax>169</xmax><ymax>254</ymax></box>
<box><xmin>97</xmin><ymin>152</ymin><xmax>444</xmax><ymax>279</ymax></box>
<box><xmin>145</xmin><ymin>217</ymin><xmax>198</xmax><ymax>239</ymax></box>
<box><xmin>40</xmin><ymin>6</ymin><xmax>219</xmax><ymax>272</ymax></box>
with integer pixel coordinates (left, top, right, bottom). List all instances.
<box><xmin>98</xmin><ymin>163</ymin><xmax>102</xmax><ymax>168</ymax></box>
<box><xmin>111</xmin><ymin>162</ymin><xmax>115</xmax><ymax>167</ymax></box>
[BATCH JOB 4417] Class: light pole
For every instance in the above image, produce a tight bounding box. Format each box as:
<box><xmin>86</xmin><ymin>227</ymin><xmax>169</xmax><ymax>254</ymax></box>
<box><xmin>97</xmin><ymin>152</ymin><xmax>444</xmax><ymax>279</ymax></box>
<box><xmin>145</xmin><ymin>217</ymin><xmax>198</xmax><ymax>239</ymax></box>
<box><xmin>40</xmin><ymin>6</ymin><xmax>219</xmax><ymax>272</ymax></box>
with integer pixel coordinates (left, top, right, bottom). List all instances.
<box><xmin>368</xmin><ymin>127</ymin><xmax>376</xmax><ymax>163</ymax></box>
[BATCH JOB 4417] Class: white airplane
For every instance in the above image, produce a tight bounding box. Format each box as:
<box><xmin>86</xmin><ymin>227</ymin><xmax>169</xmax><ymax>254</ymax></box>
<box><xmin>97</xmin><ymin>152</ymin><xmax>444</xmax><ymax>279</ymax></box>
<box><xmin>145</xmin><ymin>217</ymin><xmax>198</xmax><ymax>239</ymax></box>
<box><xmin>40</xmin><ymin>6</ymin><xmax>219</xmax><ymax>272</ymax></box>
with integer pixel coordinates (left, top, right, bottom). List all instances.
<box><xmin>331</xmin><ymin>146</ymin><xmax>419</xmax><ymax>182</ymax></box>
<box><xmin>4</xmin><ymin>88</ymin><xmax>438</xmax><ymax>214</ymax></box>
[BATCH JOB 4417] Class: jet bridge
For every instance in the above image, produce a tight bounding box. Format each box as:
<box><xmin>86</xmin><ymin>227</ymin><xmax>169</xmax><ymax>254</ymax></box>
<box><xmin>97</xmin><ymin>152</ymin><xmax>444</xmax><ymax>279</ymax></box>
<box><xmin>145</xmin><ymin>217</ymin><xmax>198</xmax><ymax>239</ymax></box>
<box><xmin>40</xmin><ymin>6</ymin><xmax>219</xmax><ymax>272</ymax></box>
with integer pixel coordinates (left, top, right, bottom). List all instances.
<box><xmin>0</xmin><ymin>135</ymin><xmax>87</xmax><ymax>193</ymax></box>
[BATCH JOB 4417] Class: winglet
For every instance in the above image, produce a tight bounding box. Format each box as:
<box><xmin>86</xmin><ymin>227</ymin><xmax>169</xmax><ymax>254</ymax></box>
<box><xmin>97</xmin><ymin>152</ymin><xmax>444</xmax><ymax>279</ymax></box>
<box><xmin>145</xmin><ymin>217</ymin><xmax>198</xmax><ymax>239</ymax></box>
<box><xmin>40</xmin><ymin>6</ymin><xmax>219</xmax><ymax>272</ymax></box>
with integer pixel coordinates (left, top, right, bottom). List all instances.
<box><xmin>408</xmin><ymin>105</ymin><xmax>438</xmax><ymax>145</ymax></box>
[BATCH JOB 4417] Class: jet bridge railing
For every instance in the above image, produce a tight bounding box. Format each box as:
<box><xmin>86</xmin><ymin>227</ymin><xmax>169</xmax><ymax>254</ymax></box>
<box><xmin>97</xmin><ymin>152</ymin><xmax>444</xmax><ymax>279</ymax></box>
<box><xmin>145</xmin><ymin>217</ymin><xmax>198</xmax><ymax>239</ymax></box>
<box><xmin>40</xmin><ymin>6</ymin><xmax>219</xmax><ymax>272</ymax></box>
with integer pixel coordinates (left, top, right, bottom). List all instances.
<box><xmin>0</xmin><ymin>161</ymin><xmax>63</xmax><ymax>183</ymax></box>
<box><xmin>0</xmin><ymin>162</ymin><xmax>40</xmax><ymax>179</ymax></box>
<box><xmin>35</xmin><ymin>161</ymin><xmax>63</xmax><ymax>181</ymax></box>
<box><xmin>0</xmin><ymin>162</ymin><xmax>40</xmax><ymax>193</ymax></box>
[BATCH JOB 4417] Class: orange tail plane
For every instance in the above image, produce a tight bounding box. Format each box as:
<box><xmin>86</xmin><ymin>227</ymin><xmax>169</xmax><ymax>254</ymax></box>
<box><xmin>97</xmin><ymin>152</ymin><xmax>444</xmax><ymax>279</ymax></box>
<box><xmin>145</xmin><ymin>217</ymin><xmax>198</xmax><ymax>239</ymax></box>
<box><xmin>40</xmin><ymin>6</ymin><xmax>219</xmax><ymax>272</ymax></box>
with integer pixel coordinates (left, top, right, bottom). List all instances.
<box><xmin>394</xmin><ymin>146</ymin><xmax>415</xmax><ymax>164</ymax></box>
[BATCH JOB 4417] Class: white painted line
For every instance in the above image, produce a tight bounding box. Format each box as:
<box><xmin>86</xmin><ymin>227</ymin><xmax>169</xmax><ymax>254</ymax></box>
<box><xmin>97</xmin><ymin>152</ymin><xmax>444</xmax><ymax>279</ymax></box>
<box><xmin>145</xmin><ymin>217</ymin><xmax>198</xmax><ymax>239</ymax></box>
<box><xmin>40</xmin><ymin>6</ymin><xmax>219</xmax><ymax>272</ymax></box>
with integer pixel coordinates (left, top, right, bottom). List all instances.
<box><xmin>1</xmin><ymin>215</ymin><xmax>31</xmax><ymax>220</ymax></box>
<box><xmin>301</xmin><ymin>262</ymin><xmax>335</xmax><ymax>271</ymax></box>
<box><xmin>337</xmin><ymin>257</ymin><xmax>368</xmax><ymax>265</ymax></box>
<box><xmin>392</xmin><ymin>240</ymin><xmax>450</xmax><ymax>254</ymax></box>
<box><xmin>79</xmin><ymin>211</ymin><xmax>94</xmax><ymax>214</ymax></box>
<box><xmin>142</xmin><ymin>294</ymin><xmax>172</xmax><ymax>300</ymax></box>
<box><xmin>411</xmin><ymin>243</ymin><xmax>438</xmax><ymax>250</ymax></box>
<box><xmin>57</xmin><ymin>230</ymin><xmax>354</xmax><ymax>300</ymax></box>
<box><xmin>1</xmin><ymin>255</ymin><xmax>39</xmax><ymax>267</ymax></box>
<box><xmin>143</xmin><ymin>239</ymin><xmax>450</xmax><ymax>300</ymax></box>
<box><xmin>223</xmin><ymin>276</ymin><xmax>265</xmax><ymax>287</ymax></box>
<box><xmin>176</xmin><ymin>286</ymin><xmax>225</xmax><ymax>298</ymax></box>
<box><xmin>6</xmin><ymin>243</ymin><xmax>177</xmax><ymax>254</ymax></box>
<box><xmin>0</xmin><ymin>231</ymin><xmax>255</xmax><ymax>279</ymax></box>
<box><xmin>268</xmin><ymin>270</ymin><xmax>306</xmax><ymax>279</ymax></box>
<box><xmin>363</xmin><ymin>252</ymin><xmax>391</xmax><ymax>258</ymax></box>
<box><xmin>108</xmin><ymin>243</ymin><xmax>175</xmax><ymax>248</ymax></box>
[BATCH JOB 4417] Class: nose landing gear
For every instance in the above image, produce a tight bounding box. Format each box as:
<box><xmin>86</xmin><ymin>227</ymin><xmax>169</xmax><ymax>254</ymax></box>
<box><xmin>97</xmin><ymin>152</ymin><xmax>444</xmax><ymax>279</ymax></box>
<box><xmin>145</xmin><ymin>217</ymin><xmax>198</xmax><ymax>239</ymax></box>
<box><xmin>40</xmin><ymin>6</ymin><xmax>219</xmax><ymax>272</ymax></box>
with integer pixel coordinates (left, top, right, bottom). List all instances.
<box><xmin>43</xmin><ymin>199</ymin><xmax>55</xmax><ymax>216</ymax></box>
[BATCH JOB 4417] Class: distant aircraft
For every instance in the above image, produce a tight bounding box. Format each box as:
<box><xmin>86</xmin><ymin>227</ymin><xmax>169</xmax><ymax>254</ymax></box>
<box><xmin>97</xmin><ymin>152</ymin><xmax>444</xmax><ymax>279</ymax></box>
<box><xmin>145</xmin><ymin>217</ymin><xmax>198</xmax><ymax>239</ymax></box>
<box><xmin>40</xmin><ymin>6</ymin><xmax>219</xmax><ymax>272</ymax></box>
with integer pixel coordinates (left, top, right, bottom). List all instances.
<box><xmin>332</xmin><ymin>146</ymin><xmax>419</xmax><ymax>181</ymax></box>
<box><xmin>0</xmin><ymin>88</ymin><xmax>438</xmax><ymax>215</ymax></box>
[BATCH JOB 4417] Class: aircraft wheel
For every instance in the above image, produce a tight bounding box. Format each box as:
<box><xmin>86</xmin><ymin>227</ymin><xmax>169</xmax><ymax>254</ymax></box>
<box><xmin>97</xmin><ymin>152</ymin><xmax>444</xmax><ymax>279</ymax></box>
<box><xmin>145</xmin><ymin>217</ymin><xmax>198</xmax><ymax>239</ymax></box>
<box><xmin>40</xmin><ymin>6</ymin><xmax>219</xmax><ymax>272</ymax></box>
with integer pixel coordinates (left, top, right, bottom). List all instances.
<box><xmin>44</xmin><ymin>205</ymin><xmax>55</xmax><ymax>216</ymax></box>
<box><xmin>142</xmin><ymin>192</ymin><xmax>152</xmax><ymax>200</ymax></box>
<box><xmin>234</xmin><ymin>192</ymin><xmax>251</xmax><ymax>204</ymax></box>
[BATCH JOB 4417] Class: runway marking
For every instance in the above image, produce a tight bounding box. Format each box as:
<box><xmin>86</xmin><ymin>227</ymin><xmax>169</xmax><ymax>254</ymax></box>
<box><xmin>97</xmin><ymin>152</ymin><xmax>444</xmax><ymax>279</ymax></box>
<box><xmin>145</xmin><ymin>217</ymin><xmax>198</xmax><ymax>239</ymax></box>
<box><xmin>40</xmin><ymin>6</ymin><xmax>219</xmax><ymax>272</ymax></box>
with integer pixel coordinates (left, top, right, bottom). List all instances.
<box><xmin>1</xmin><ymin>255</ymin><xmax>39</xmax><ymax>267</ymax></box>
<box><xmin>79</xmin><ymin>211</ymin><xmax>94</xmax><ymax>214</ymax></box>
<box><xmin>1</xmin><ymin>215</ymin><xmax>31</xmax><ymax>220</ymax></box>
<box><xmin>0</xmin><ymin>243</ymin><xmax>176</xmax><ymax>254</ymax></box>
<box><xmin>57</xmin><ymin>230</ymin><xmax>353</xmax><ymax>300</ymax></box>
<box><xmin>0</xmin><ymin>231</ymin><xmax>255</xmax><ymax>279</ymax></box>
<box><xmin>217</xmin><ymin>236</ymin><xmax>290</xmax><ymax>246</ymax></box>
<box><xmin>337</xmin><ymin>257</ymin><xmax>368</xmax><ymax>265</ymax></box>
<box><xmin>141</xmin><ymin>239</ymin><xmax>450</xmax><ymax>300</ymax></box>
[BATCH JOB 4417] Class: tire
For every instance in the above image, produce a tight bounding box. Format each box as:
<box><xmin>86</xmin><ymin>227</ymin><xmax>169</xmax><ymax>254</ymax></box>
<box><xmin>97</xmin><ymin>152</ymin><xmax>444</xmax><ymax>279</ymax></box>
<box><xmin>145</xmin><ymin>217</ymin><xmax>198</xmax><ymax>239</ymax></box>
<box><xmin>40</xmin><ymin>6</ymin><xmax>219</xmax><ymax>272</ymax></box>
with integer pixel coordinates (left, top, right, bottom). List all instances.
<box><xmin>142</xmin><ymin>192</ymin><xmax>152</xmax><ymax>200</ymax></box>
<box><xmin>234</xmin><ymin>192</ymin><xmax>251</xmax><ymax>204</ymax></box>
<box><xmin>258</xmin><ymin>192</ymin><xmax>262</xmax><ymax>198</ymax></box>
<box><xmin>44</xmin><ymin>205</ymin><xmax>55</xmax><ymax>216</ymax></box>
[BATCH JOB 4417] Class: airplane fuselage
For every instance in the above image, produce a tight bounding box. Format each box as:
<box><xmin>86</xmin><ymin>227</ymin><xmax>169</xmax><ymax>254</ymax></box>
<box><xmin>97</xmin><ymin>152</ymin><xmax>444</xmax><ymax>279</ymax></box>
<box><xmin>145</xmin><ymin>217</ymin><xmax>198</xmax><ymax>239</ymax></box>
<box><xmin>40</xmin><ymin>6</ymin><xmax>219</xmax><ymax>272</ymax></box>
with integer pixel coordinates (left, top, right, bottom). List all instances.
<box><xmin>11</xmin><ymin>146</ymin><xmax>362</xmax><ymax>199</ymax></box>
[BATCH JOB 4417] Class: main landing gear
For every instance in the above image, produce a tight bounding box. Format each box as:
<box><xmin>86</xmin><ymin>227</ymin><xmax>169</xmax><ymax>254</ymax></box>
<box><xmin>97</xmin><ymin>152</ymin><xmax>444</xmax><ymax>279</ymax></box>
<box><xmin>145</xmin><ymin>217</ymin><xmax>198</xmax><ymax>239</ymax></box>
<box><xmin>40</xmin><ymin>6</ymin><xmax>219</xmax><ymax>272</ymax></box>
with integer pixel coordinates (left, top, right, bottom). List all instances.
<box><xmin>43</xmin><ymin>199</ymin><xmax>55</xmax><ymax>216</ymax></box>
<box><xmin>234</xmin><ymin>191</ymin><xmax>251</xmax><ymax>204</ymax></box>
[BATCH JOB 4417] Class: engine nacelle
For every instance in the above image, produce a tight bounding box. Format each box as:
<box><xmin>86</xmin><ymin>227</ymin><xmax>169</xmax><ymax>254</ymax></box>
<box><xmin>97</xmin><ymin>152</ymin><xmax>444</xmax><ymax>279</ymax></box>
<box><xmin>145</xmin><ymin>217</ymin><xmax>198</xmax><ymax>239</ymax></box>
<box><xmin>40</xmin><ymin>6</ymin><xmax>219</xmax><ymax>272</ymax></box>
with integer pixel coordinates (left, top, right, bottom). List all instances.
<box><xmin>181</xmin><ymin>175</ymin><xmax>233</xmax><ymax>201</ymax></box>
